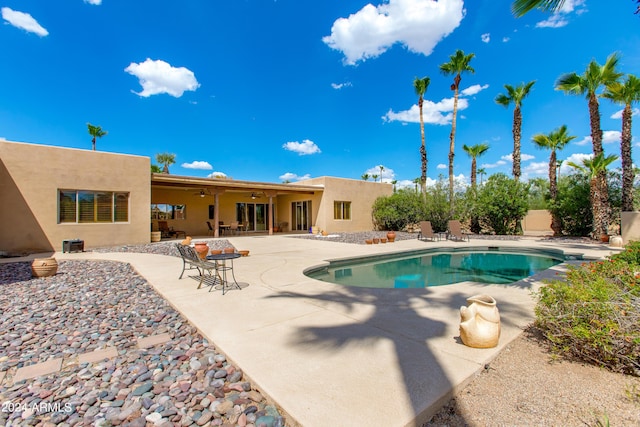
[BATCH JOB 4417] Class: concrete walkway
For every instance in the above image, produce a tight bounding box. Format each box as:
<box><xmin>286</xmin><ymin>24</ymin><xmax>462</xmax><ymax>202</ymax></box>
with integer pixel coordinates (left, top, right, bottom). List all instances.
<box><xmin>46</xmin><ymin>236</ymin><xmax>618</xmax><ymax>427</ymax></box>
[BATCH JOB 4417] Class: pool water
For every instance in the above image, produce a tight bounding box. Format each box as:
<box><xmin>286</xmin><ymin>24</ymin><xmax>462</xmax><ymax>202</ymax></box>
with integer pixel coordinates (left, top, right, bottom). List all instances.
<box><xmin>306</xmin><ymin>250</ymin><xmax>563</xmax><ymax>288</ymax></box>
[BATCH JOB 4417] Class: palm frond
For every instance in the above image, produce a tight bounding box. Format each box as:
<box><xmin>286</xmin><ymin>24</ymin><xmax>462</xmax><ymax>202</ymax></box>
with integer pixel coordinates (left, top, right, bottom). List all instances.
<box><xmin>512</xmin><ymin>0</ymin><xmax>566</xmax><ymax>17</ymax></box>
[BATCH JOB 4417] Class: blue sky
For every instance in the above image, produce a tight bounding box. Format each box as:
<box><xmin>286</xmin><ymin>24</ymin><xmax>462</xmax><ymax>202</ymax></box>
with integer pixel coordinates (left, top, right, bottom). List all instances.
<box><xmin>1</xmin><ymin>0</ymin><xmax>638</xmax><ymax>188</ymax></box>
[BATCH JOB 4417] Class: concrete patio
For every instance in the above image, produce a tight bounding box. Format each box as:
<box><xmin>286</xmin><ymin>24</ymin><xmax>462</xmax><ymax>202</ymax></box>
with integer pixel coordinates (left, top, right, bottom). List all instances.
<box><xmin>48</xmin><ymin>235</ymin><xmax>619</xmax><ymax>427</ymax></box>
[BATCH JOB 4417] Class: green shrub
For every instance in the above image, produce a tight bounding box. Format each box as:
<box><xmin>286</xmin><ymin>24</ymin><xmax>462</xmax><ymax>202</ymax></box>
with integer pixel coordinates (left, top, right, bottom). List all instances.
<box><xmin>476</xmin><ymin>173</ymin><xmax>529</xmax><ymax>235</ymax></box>
<box><xmin>372</xmin><ymin>189</ymin><xmax>425</xmax><ymax>231</ymax></box>
<box><xmin>535</xmin><ymin>241</ymin><xmax>640</xmax><ymax>375</ymax></box>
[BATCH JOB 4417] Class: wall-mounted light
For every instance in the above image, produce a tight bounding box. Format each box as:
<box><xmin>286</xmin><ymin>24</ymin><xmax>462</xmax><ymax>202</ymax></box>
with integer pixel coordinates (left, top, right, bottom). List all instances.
<box><xmin>200</xmin><ymin>190</ymin><xmax>205</xmax><ymax>198</ymax></box>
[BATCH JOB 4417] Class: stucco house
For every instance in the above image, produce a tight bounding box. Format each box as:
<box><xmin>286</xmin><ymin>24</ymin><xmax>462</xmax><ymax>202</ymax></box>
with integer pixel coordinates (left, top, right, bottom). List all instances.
<box><xmin>1</xmin><ymin>140</ymin><xmax>393</xmax><ymax>255</ymax></box>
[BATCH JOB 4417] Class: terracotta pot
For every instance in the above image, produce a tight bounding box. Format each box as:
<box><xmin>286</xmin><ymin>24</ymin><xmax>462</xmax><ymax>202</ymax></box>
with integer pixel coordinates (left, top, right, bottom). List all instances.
<box><xmin>223</xmin><ymin>247</ymin><xmax>236</xmax><ymax>254</ymax></box>
<box><xmin>322</xmin><ymin>231</ymin><xmax>328</xmax><ymax>236</ymax></box>
<box><xmin>194</xmin><ymin>242</ymin><xmax>210</xmax><ymax>259</ymax></box>
<box><xmin>380</xmin><ymin>238</ymin><xmax>387</xmax><ymax>243</ymax></box>
<box><xmin>387</xmin><ymin>231</ymin><xmax>396</xmax><ymax>242</ymax></box>
<box><xmin>31</xmin><ymin>257</ymin><xmax>58</xmax><ymax>278</ymax></box>
<box><xmin>238</xmin><ymin>250</ymin><xmax>250</xmax><ymax>257</ymax></box>
<box><xmin>459</xmin><ymin>295</ymin><xmax>501</xmax><ymax>348</ymax></box>
<box><xmin>365</xmin><ymin>239</ymin><xmax>373</xmax><ymax>244</ymax></box>
<box><xmin>600</xmin><ymin>234</ymin><xmax>610</xmax><ymax>243</ymax></box>
<box><xmin>209</xmin><ymin>249</ymin><xmax>222</xmax><ymax>255</ymax></box>
<box><xmin>181</xmin><ymin>236</ymin><xmax>192</xmax><ymax>246</ymax></box>
<box><xmin>372</xmin><ymin>238</ymin><xmax>380</xmax><ymax>244</ymax></box>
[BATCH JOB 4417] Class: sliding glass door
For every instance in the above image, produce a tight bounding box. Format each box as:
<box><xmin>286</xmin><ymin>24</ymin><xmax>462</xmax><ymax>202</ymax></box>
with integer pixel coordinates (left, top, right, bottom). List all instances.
<box><xmin>236</xmin><ymin>202</ymin><xmax>272</xmax><ymax>232</ymax></box>
<box><xmin>291</xmin><ymin>200</ymin><xmax>312</xmax><ymax>231</ymax></box>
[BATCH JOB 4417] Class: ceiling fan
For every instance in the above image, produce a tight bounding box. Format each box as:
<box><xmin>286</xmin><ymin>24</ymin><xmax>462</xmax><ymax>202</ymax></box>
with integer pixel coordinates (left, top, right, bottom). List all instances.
<box><xmin>247</xmin><ymin>192</ymin><xmax>263</xmax><ymax>200</ymax></box>
<box><xmin>193</xmin><ymin>189</ymin><xmax>212</xmax><ymax>198</ymax></box>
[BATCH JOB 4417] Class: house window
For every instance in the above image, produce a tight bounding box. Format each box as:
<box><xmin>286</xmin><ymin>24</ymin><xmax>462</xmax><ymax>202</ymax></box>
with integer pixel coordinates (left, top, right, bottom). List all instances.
<box><xmin>59</xmin><ymin>190</ymin><xmax>129</xmax><ymax>223</ymax></box>
<box><xmin>334</xmin><ymin>201</ymin><xmax>351</xmax><ymax>220</ymax></box>
<box><xmin>150</xmin><ymin>204</ymin><xmax>186</xmax><ymax>220</ymax></box>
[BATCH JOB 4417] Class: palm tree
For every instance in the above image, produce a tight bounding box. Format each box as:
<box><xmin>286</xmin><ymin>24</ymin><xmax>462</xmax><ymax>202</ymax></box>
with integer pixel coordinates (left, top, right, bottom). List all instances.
<box><xmin>568</xmin><ymin>153</ymin><xmax>619</xmax><ymax>239</ymax></box>
<box><xmin>87</xmin><ymin>123</ymin><xmax>107</xmax><ymax>151</ymax></box>
<box><xmin>414</xmin><ymin>76</ymin><xmax>431</xmax><ymax>194</ymax></box>
<box><xmin>532</xmin><ymin>125</ymin><xmax>576</xmax><ymax>235</ymax></box>
<box><xmin>495</xmin><ymin>81</ymin><xmax>536</xmax><ymax>181</ymax></box>
<box><xmin>156</xmin><ymin>153</ymin><xmax>176</xmax><ymax>174</ymax></box>
<box><xmin>463</xmin><ymin>143</ymin><xmax>489</xmax><ymax>234</ymax></box>
<box><xmin>440</xmin><ymin>49</ymin><xmax>475</xmax><ymax>211</ymax></box>
<box><xmin>603</xmin><ymin>74</ymin><xmax>640</xmax><ymax>212</ymax></box>
<box><xmin>556</xmin><ymin>53</ymin><xmax>622</xmax><ymax>237</ymax></box>
<box><xmin>361</xmin><ymin>173</ymin><xmax>370</xmax><ymax>181</ymax></box>
<box><xmin>150</xmin><ymin>164</ymin><xmax>162</xmax><ymax>173</ymax></box>
<box><xmin>511</xmin><ymin>0</ymin><xmax>566</xmax><ymax>17</ymax></box>
<box><xmin>512</xmin><ymin>0</ymin><xmax>640</xmax><ymax>17</ymax></box>
<box><xmin>477</xmin><ymin>168</ymin><xmax>487</xmax><ymax>185</ymax></box>
<box><xmin>462</xmin><ymin>143</ymin><xmax>490</xmax><ymax>188</ymax></box>
<box><xmin>379</xmin><ymin>165</ymin><xmax>385</xmax><ymax>183</ymax></box>
<box><xmin>371</xmin><ymin>174</ymin><xmax>379</xmax><ymax>183</ymax></box>
<box><xmin>413</xmin><ymin>177</ymin><xmax>421</xmax><ymax>192</ymax></box>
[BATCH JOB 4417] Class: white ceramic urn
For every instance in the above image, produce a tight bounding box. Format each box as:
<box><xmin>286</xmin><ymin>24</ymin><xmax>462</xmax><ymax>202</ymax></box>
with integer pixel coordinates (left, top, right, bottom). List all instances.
<box><xmin>459</xmin><ymin>294</ymin><xmax>501</xmax><ymax>348</ymax></box>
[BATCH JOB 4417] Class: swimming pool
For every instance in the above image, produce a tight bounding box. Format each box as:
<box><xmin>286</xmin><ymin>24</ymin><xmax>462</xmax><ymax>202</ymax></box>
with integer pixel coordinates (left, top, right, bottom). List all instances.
<box><xmin>305</xmin><ymin>247</ymin><xmax>568</xmax><ymax>288</ymax></box>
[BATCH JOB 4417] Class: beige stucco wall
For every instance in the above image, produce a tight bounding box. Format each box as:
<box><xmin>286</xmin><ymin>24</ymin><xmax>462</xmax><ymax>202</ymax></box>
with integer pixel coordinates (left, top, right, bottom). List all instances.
<box><xmin>296</xmin><ymin>177</ymin><xmax>393</xmax><ymax>233</ymax></box>
<box><xmin>0</xmin><ymin>140</ymin><xmax>150</xmax><ymax>254</ymax></box>
<box><xmin>521</xmin><ymin>209</ymin><xmax>553</xmax><ymax>235</ymax></box>
<box><xmin>621</xmin><ymin>211</ymin><xmax>640</xmax><ymax>244</ymax></box>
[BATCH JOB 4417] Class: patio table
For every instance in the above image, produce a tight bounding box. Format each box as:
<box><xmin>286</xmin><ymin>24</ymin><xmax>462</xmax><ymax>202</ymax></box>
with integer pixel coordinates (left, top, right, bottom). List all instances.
<box><xmin>206</xmin><ymin>252</ymin><xmax>241</xmax><ymax>294</ymax></box>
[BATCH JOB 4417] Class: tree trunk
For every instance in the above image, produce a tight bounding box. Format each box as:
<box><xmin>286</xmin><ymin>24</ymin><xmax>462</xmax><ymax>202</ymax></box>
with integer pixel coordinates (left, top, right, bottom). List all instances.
<box><xmin>512</xmin><ymin>106</ymin><xmax>522</xmax><ymax>181</ymax></box>
<box><xmin>419</xmin><ymin>98</ymin><xmax>427</xmax><ymax>195</ymax></box>
<box><xmin>448</xmin><ymin>75</ymin><xmax>461</xmax><ymax>214</ymax></box>
<box><xmin>621</xmin><ymin>104</ymin><xmax>634</xmax><ymax>211</ymax></box>
<box><xmin>588</xmin><ymin>92</ymin><xmax>609</xmax><ymax>237</ymax></box>
<box><xmin>549</xmin><ymin>150</ymin><xmax>562</xmax><ymax>236</ymax></box>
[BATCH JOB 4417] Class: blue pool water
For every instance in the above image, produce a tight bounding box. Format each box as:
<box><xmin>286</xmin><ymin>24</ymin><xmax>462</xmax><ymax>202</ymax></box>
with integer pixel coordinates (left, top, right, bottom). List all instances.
<box><xmin>306</xmin><ymin>248</ymin><xmax>564</xmax><ymax>288</ymax></box>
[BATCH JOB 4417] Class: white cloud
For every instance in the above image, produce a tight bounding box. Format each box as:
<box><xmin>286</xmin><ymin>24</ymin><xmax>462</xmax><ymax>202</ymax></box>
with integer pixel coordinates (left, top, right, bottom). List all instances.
<box><xmin>502</xmin><ymin>37</ymin><xmax>510</xmax><ymax>42</ymax></box>
<box><xmin>279</xmin><ymin>172</ymin><xmax>312</xmax><ymax>182</ymax></box>
<box><xmin>282</xmin><ymin>139</ymin><xmax>321</xmax><ymax>155</ymax></box>
<box><xmin>535</xmin><ymin>0</ymin><xmax>586</xmax><ymax>28</ymax></box>
<box><xmin>575</xmin><ymin>131</ymin><xmax>621</xmax><ymax>146</ymax></box>
<box><xmin>365</xmin><ymin>165</ymin><xmax>395</xmax><ymax>182</ymax></box>
<box><xmin>437</xmin><ymin>163</ymin><xmax>446</xmax><ymax>169</ymax></box>
<box><xmin>461</xmin><ymin>84</ymin><xmax>489</xmax><ymax>97</ymax></box>
<box><xmin>562</xmin><ymin>153</ymin><xmax>592</xmax><ymax>174</ymax></box>
<box><xmin>383</xmin><ymin>95</ymin><xmax>470</xmax><ymax>125</ymax></box>
<box><xmin>481</xmin><ymin>160</ymin><xmax>507</xmax><ymax>169</ymax></box>
<box><xmin>84</xmin><ymin>0</ymin><xmax>102</xmax><ymax>4</ymax></box>
<box><xmin>331</xmin><ymin>82</ymin><xmax>352</xmax><ymax>90</ymax></box>
<box><xmin>181</xmin><ymin>161</ymin><xmax>213</xmax><ymax>170</ymax></box>
<box><xmin>611</xmin><ymin>108</ymin><xmax>640</xmax><ymax>119</ymax></box>
<box><xmin>501</xmin><ymin>153</ymin><xmax>535</xmax><ymax>162</ymax></box>
<box><xmin>207</xmin><ymin>171</ymin><xmax>227</xmax><ymax>178</ymax></box>
<box><xmin>603</xmin><ymin>130</ymin><xmax>621</xmax><ymax>144</ymax></box>
<box><xmin>125</xmin><ymin>58</ymin><xmax>200</xmax><ymax>98</ymax></box>
<box><xmin>536</xmin><ymin>14</ymin><xmax>568</xmax><ymax>28</ymax></box>
<box><xmin>481</xmin><ymin>33</ymin><xmax>490</xmax><ymax>43</ymax></box>
<box><xmin>575</xmin><ymin>136</ymin><xmax>591</xmax><ymax>146</ymax></box>
<box><xmin>323</xmin><ymin>0</ymin><xmax>464</xmax><ymax>65</ymax></box>
<box><xmin>523</xmin><ymin>161</ymin><xmax>548</xmax><ymax>176</ymax></box>
<box><xmin>1</xmin><ymin>7</ymin><xmax>48</xmax><ymax>36</ymax></box>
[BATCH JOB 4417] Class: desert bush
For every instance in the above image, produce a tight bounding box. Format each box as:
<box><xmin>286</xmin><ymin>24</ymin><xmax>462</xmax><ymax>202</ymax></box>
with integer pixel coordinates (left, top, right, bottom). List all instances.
<box><xmin>476</xmin><ymin>173</ymin><xmax>529</xmax><ymax>235</ymax></box>
<box><xmin>372</xmin><ymin>189</ymin><xmax>424</xmax><ymax>231</ymax></box>
<box><xmin>535</xmin><ymin>241</ymin><xmax>640</xmax><ymax>376</ymax></box>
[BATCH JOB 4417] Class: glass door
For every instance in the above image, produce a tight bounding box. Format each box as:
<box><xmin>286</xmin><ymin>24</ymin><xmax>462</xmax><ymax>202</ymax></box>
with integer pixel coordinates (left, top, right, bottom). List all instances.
<box><xmin>236</xmin><ymin>202</ymin><xmax>271</xmax><ymax>232</ymax></box>
<box><xmin>291</xmin><ymin>200</ymin><xmax>312</xmax><ymax>231</ymax></box>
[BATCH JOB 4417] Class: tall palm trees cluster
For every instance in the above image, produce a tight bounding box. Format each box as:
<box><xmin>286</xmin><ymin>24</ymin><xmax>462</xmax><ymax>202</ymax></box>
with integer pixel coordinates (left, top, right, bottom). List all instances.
<box><xmin>413</xmin><ymin>50</ymin><xmax>639</xmax><ymax>239</ymax></box>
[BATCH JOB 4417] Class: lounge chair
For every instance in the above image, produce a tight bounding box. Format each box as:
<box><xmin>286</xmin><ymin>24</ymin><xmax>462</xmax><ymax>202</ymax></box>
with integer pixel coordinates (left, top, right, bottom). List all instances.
<box><xmin>448</xmin><ymin>220</ymin><xmax>469</xmax><ymax>241</ymax></box>
<box><xmin>158</xmin><ymin>220</ymin><xmax>186</xmax><ymax>239</ymax></box>
<box><xmin>175</xmin><ymin>243</ymin><xmax>219</xmax><ymax>289</ymax></box>
<box><xmin>417</xmin><ymin>221</ymin><xmax>436</xmax><ymax>242</ymax></box>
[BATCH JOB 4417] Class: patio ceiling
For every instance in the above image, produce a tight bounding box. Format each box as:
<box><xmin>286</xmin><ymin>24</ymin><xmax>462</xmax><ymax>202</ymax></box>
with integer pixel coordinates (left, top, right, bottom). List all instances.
<box><xmin>151</xmin><ymin>173</ymin><xmax>322</xmax><ymax>196</ymax></box>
